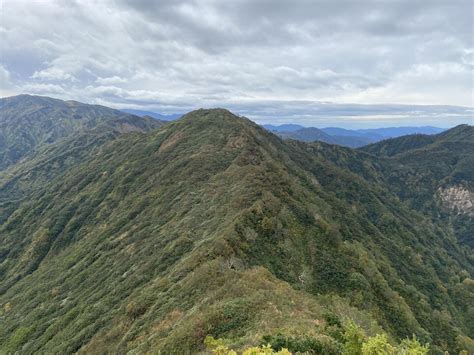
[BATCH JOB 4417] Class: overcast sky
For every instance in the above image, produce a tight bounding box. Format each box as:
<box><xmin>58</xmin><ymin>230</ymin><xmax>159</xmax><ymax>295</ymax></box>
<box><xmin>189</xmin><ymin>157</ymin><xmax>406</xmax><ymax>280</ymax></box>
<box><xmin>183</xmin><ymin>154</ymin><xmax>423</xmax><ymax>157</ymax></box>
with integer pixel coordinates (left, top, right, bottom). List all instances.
<box><xmin>1</xmin><ymin>0</ymin><xmax>473</xmax><ymax>128</ymax></box>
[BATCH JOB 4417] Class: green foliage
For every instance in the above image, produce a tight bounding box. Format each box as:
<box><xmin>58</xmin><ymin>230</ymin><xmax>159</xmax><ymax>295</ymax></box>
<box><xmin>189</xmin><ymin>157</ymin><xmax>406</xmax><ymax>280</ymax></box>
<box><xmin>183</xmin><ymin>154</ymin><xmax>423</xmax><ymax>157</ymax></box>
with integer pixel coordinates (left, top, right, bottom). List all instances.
<box><xmin>208</xmin><ymin>327</ymin><xmax>431</xmax><ymax>355</ymax></box>
<box><xmin>204</xmin><ymin>336</ymin><xmax>237</xmax><ymax>355</ymax></box>
<box><xmin>261</xmin><ymin>333</ymin><xmax>327</xmax><ymax>353</ymax></box>
<box><xmin>205</xmin><ymin>336</ymin><xmax>290</xmax><ymax>355</ymax></box>
<box><xmin>5</xmin><ymin>326</ymin><xmax>34</xmax><ymax>353</ymax></box>
<box><xmin>398</xmin><ymin>335</ymin><xmax>429</xmax><ymax>355</ymax></box>
<box><xmin>341</xmin><ymin>322</ymin><xmax>430</xmax><ymax>355</ymax></box>
<box><xmin>343</xmin><ymin>321</ymin><xmax>367</xmax><ymax>355</ymax></box>
<box><xmin>325</xmin><ymin>312</ymin><xmax>343</xmax><ymax>328</ymax></box>
<box><xmin>362</xmin><ymin>333</ymin><xmax>396</xmax><ymax>354</ymax></box>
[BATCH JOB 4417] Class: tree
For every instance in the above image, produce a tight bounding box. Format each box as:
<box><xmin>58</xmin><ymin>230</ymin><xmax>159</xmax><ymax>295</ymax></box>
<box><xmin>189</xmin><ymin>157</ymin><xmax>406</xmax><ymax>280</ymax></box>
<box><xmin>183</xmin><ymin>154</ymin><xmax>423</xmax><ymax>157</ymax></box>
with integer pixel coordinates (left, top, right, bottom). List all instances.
<box><xmin>343</xmin><ymin>321</ymin><xmax>366</xmax><ymax>355</ymax></box>
<box><xmin>362</xmin><ymin>333</ymin><xmax>396</xmax><ymax>355</ymax></box>
<box><xmin>398</xmin><ymin>335</ymin><xmax>429</xmax><ymax>355</ymax></box>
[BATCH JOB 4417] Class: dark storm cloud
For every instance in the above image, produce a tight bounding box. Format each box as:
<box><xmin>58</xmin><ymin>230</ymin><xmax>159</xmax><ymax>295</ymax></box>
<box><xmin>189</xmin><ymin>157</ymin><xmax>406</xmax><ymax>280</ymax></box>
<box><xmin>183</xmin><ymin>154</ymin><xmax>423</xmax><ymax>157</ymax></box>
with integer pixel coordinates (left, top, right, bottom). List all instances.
<box><xmin>0</xmin><ymin>0</ymin><xmax>472</xmax><ymax>127</ymax></box>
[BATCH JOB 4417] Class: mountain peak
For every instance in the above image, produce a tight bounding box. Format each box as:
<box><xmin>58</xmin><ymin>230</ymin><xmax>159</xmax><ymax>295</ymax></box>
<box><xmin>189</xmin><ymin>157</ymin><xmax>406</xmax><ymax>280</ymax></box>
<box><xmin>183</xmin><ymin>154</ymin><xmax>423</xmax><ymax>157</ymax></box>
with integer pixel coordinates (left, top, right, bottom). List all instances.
<box><xmin>438</xmin><ymin>123</ymin><xmax>473</xmax><ymax>136</ymax></box>
<box><xmin>181</xmin><ymin>108</ymin><xmax>241</xmax><ymax>121</ymax></box>
<box><xmin>176</xmin><ymin>108</ymin><xmax>260</xmax><ymax>133</ymax></box>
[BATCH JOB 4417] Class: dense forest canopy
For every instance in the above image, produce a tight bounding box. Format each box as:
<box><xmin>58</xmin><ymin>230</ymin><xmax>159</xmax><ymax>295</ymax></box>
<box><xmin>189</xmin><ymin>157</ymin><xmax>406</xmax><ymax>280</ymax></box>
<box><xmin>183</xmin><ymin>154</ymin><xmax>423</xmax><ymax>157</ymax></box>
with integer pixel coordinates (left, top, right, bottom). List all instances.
<box><xmin>0</xmin><ymin>96</ymin><xmax>472</xmax><ymax>354</ymax></box>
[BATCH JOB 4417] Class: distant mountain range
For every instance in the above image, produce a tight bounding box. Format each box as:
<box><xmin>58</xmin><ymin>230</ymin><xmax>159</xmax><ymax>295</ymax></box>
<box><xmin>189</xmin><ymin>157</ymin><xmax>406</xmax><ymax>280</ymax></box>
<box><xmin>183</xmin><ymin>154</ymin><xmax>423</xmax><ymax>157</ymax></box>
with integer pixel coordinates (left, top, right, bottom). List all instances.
<box><xmin>0</xmin><ymin>95</ymin><xmax>472</xmax><ymax>353</ymax></box>
<box><xmin>121</xmin><ymin>109</ymin><xmax>183</xmax><ymax>121</ymax></box>
<box><xmin>264</xmin><ymin>124</ymin><xmax>445</xmax><ymax>148</ymax></box>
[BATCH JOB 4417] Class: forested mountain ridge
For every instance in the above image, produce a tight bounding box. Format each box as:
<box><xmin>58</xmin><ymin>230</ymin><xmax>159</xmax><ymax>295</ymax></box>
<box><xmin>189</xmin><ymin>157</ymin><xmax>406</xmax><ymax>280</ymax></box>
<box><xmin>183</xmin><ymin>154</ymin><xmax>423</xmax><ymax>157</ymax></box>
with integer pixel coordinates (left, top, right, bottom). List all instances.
<box><xmin>0</xmin><ymin>95</ymin><xmax>162</xmax><ymax>170</ymax></box>
<box><xmin>361</xmin><ymin>125</ymin><xmax>474</xmax><ymax>247</ymax></box>
<box><xmin>0</xmin><ymin>99</ymin><xmax>472</xmax><ymax>353</ymax></box>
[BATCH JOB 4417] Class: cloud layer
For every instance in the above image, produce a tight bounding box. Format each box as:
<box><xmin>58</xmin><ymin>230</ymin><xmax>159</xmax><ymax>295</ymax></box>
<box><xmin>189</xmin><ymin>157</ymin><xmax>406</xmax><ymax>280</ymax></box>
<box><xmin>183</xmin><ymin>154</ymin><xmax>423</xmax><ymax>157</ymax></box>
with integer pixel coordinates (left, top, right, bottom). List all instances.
<box><xmin>1</xmin><ymin>0</ymin><xmax>473</xmax><ymax>127</ymax></box>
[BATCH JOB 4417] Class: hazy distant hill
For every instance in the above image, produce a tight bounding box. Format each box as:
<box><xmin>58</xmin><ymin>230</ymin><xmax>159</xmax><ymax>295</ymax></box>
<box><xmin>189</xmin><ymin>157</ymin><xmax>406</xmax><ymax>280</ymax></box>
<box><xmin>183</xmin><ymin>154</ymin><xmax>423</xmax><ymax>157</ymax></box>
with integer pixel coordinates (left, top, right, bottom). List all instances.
<box><xmin>267</xmin><ymin>126</ymin><xmax>373</xmax><ymax>147</ymax></box>
<box><xmin>321</xmin><ymin>126</ymin><xmax>384</xmax><ymax>140</ymax></box>
<box><xmin>280</xmin><ymin>127</ymin><xmax>373</xmax><ymax>148</ymax></box>
<box><xmin>263</xmin><ymin>123</ymin><xmax>304</xmax><ymax>132</ymax></box>
<box><xmin>0</xmin><ymin>95</ymin><xmax>162</xmax><ymax>170</ymax></box>
<box><xmin>265</xmin><ymin>124</ymin><xmax>445</xmax><ymax>148</ymax></box>
<box><xmin>121</xmin><ymin>109</ymin><xmax>183</xmax><ymax>121</ymax></box>
<box><xmin>356</xmin><ymin>126</ymin><xmax>445</xmax><ymax>138</ymax></box>
<box><xmin>0</xmin><ymin>101</ymin><xmax>472</xmax><ymax>353</ymax></box>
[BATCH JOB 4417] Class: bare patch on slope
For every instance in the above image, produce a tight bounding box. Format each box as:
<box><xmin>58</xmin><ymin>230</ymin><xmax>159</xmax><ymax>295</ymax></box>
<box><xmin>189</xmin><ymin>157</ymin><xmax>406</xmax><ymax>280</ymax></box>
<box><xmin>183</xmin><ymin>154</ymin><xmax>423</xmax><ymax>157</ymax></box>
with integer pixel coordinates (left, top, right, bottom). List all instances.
<box><xmin>438</xmin><ymin>185</ymin><xmax>474</xmax><ymax>216</ymax></box>
<box><xmin>159</xmin><ymin>131</ymin><xmax>184</xmax><ymax>153</ymax></box>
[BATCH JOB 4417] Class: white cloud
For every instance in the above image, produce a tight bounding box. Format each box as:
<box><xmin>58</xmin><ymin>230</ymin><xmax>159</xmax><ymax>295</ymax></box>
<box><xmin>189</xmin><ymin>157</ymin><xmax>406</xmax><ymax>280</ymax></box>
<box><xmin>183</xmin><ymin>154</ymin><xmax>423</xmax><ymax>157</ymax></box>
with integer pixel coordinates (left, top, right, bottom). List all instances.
<box><xmin>0</xmin><ymin>64</ymin><xmax>11</xmax><ymax>83</ymax></box>
<box><xmin>0</xmin><ymin>64</ymin><xmax>15</xmax><ymax>96</ymax></box>
<box><xmin>31</xmin><ymin>67</ymin><xmax>75</xmax><ymax>81</ymax></box>
<box><xmin>22</xmin><ymin>83</ymin><xmax>66</xmax><ymax>95</ymax></box>
<box><xmin>95</xmin><ymin>76</ymin><xmax>128</xmax><ymax>85</ymax></box>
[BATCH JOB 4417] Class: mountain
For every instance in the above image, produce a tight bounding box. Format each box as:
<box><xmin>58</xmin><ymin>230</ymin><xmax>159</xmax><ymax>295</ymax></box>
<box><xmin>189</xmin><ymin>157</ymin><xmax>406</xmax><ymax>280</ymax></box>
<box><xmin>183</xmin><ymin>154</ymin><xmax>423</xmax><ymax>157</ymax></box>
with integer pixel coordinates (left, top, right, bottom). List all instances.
<box><xmin>0</xmin><ymin>95</ymin><xmax>162</xmax><ymax>170</ymax></box>
<box><xmin>361</xmin><ymin>125</ymin><xmax>474</xmax><ymax>247</ymax></box>
<box><xmin>121</xmin><ymin>109</ymin><xmax>183</xmax><ymax>121</ymax></box>
<box><xmin>278</xmin><ymin>127</ymin><xmax>335</xmax><ymax>142</ymax></box>
<box><xmin>321</xmin><ymin>127</ymin><xmax>384</xmax><ymax>142</ymax></box>
<box><xmin>264</xmin><ymin>125</ymin><xmax>444</xmax><ymax>148</ymax></box>
<box><xmin>274</xmin><ymin>127</ymin><xmax>373</xmax><ymax>148</ymax></box>
<box><xmin>357</xmin><ymin>126</ymin><xmax>445</xmax><ymax>139</ymax></box>
<box><xmin>0</xmin><ymin>106</ymin><xmax>472</xmax><ymax>353</ymax></box>
<box><xmin>322</xmin><ymin>126</ymin><xmax>445</xmax><ymax>141</ymax></box>
<box><xmin>263</xmin><ymin>124</ymin><xmax>305</xmax><ymax>132</ymax></box>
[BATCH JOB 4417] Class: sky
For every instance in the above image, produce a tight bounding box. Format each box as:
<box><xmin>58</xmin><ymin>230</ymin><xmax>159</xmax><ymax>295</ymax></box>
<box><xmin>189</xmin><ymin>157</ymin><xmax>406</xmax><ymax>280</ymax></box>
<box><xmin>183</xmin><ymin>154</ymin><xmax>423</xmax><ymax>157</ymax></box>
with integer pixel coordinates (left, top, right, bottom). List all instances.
<box><xmin>0</xmin><ymin>0</ymin><xmax>473</xmax><ymax>128</ymax></box>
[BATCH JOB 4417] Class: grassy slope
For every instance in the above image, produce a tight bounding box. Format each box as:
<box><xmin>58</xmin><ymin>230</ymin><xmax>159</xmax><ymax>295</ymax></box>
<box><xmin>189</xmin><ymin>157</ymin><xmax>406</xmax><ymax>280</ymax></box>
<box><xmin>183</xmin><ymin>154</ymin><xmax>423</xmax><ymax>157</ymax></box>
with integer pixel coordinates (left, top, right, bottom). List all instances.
<box><xmin>0</xmin><ymin>110</ymin><xmax>472</xmax><ymax>353</ymax></box>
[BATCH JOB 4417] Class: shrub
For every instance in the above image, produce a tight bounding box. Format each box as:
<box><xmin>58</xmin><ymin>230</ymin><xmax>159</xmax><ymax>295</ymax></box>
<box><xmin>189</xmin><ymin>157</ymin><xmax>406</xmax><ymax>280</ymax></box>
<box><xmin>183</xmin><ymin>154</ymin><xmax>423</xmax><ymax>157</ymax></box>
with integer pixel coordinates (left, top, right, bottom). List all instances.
<box><xmin>204</xmin><ymin>336</ymin><xmax>290</xmax><ymax>355</ymax></box>
<box><xmin>262</xmin><ymin>333</ymin><xmax>324</xmax><ymax>353</ymax></box>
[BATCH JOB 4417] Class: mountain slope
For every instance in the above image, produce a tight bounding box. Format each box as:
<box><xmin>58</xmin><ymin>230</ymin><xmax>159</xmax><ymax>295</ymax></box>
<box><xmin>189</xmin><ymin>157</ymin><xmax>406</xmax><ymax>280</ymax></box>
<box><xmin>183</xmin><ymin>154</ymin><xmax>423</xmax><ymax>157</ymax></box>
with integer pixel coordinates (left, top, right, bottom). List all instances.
<box><xmin>361</xmin><ymin>125</ymin><xmax>474</xmax><ymax>247</ymax></box>
<box><xmin>0</xmin><ymin>109</ymin><xmax>472</xmax><ymax>353</ymax></box>
<box><xmin>0</xmin><ymin>95</ymin><xmax>162</xmax><ymax>170</ymax></box>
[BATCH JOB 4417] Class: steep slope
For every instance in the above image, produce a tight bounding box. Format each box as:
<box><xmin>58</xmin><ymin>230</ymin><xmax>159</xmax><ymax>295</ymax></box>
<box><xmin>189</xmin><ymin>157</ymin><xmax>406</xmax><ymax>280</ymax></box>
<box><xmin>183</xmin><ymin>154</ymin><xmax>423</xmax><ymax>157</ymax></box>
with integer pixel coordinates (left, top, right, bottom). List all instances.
<box><xmin>361</xmin><ymin>125</ymin><xmax>474</xmax><ymax>247</ymax></box>
<box><xmin>0</xmin><ymin>95</ymin><xmax>162</xmax><ymax>170</ymax></box>
<box><xmin>0</xmin><ymin>110</ymin><xmax>472</xmax><ymax>353</ymax></box>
